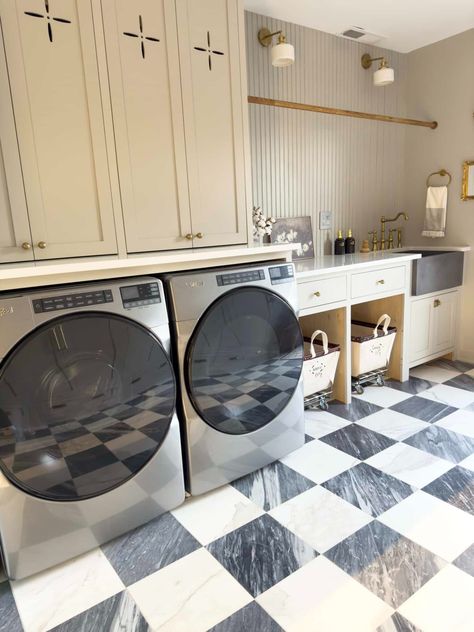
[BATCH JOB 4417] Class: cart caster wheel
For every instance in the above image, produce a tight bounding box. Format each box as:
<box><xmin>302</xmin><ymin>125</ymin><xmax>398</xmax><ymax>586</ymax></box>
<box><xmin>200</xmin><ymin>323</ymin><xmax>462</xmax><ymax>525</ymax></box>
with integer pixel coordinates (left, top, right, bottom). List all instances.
<box><xmin>320</xmin><ymin>401</ymin><xmax>329</xmax><ymax>411</ymax></box>
<box><xmin>353</xmin><ymin>384</ymin><xmax>364</xmax><ymax>395</ymax></box>
<box><xmin>376</xmin><ymin>376</ymin><xmax>385</xmax><ymax>387</ymax></box>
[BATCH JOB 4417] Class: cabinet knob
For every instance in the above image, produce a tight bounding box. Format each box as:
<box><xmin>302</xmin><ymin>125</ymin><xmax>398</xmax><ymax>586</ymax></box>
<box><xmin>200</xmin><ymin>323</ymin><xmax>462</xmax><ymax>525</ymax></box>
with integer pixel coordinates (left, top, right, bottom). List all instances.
<box><xmin>184</xmin><ymin>234</ymin><xmax>193</xmax><ymax>240</ymax></box>
<box><xmin>37</xmin><ymin>241</ymin><xmax>47</xmax><ymax>249</ymax></box>
<box><xmin>434</xmin><ymin>299</ymin><xmax>441</xmax><ymax>307</ymax></box>
<box><xmin>195</xmin><ymin>232</ymin><xmax>203</xmax><ymax>239</ymax></box>
<box><xmin>313</xmin><ymin>291</ymin><xmax>321</xmax><ymax>297</ymax></box>
<box><xmin>376</xmin><ymin>279</ymin><xmax>385</xmax><ymax>285</ymax></box>
<box><xmin>21</xmin><ymin>242</ymin><xmax>32</xmax><ymax>250</ymax></box>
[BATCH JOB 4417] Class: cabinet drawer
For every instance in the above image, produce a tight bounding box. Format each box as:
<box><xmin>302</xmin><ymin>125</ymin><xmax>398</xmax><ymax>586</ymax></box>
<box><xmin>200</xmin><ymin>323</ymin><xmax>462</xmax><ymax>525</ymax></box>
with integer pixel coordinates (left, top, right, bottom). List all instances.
<box><xmin>351</xmin><ymin>266</ymin><xmax>406</xmax><ymax>299</ymax></box>
<box><xmin>298</xmin><ymin>275</ymin><xmax>347</xmax><ymax>310</ymax></box>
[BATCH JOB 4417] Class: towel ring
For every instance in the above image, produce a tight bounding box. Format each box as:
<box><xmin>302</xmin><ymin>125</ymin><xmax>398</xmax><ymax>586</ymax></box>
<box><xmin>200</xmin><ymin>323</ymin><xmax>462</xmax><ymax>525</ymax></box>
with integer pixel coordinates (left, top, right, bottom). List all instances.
<box><xmin>426</xmin><ymin>169</ymin><xmax>452</xmax><ymax>187</ymax></box>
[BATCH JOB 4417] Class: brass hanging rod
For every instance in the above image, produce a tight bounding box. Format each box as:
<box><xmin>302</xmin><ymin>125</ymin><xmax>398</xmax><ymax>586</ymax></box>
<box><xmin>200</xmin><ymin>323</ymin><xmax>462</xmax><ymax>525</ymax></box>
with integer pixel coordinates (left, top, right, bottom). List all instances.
<box><xmin>248</xmin><ymin>96</ymin><xmax>438</xmax><ymax>129</ymax></box>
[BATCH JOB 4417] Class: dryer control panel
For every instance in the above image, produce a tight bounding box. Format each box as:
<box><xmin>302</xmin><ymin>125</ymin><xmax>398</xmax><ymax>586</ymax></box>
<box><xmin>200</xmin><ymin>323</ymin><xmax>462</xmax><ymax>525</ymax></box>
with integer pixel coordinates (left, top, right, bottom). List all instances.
<box><xmin>32</xmin><ymin>289</ymin><xmax>114</xmax><ymax>313</ymax></box>
<box><xmin>216</xmin><ymin>269</ymin><xmax>265</xmax><ymax>286</ymax></box>
<box><xmin>269</xmin><ymin>265</ymin><xmax>294</xmax><ymax>285</ymax></box>
<box><xmin>120</xmin><ymin>282</ymin><xmax>161</xmax><ymax>308</ymax></box>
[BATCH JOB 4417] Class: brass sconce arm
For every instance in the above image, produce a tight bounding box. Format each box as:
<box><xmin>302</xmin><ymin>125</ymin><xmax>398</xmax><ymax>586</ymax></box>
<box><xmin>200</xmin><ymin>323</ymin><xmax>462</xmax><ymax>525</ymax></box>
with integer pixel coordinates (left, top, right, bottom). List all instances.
<box><xmin>258</xmin><ymin>28</ymin><xmax>283</xmax><ymax>47</ymax></box>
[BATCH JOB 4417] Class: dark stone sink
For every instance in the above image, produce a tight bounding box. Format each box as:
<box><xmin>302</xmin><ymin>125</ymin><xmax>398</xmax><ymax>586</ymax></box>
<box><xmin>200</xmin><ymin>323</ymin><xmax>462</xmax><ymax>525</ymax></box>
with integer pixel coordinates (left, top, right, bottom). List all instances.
<box><xmin>397</xmin><ymin>250</ymin><xmax>464</xmax><ymax>295</ymax></box>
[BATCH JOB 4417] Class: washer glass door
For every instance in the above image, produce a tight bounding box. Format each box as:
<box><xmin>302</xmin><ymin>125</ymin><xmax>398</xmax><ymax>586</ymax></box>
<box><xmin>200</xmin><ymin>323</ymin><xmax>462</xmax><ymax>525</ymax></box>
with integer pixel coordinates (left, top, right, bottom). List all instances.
<box><xmin>186</xmin><ymin>287</ymin><xmax>304</xmax><ymax>434</ymax></box>
<box><xmin>0</xmin><ymin>313</ymin><xmax>176</xmax><ymax>501</ymax></box>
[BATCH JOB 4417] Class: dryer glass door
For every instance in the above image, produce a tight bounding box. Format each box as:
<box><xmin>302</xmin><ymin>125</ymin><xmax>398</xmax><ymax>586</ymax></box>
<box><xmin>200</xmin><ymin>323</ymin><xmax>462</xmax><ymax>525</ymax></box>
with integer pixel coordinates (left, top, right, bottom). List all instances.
<box><xmin>186</xmin><ymin>287</ymin><xmax>303</xmax><ymax>434</ymax></box>
<box><xmin>0</xmin><ymin>313</ymin><xmax>176</xmax><ymax>501</ymax></box>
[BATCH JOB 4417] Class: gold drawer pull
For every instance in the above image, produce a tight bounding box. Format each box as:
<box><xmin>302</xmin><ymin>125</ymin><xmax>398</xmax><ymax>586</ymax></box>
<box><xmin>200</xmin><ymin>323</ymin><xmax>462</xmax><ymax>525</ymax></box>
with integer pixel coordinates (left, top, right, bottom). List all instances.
<box><xmin>434</xmin><ymin>299</ymin><xmax>441</xmax><ymax>307</ymax></box>
<box><xmin>37</xmin><ymin>241</ymin><xmax>46</xmax><ymax>249</ymax></box>
<box><xmin>185</xmin><ymin>233</ymin><xmax>193</xmax><ymax>240</ymax></box>
<box><xmin>376</xmin><ymin>279</ymin><xmax>385</xmax><ymax>285</ymax></box>
<box><xmin>195</xmin><ymin>232</ymin><xmax>203</xmax><ymax>239</ymax></box>
<box><xmin>313</xmin><ymin>291</ymin><xmax>321</xmax><ymax>297</ymax></box>
<box><xmin>21</xmin><ymin>242</ymin><xmax>32</xmax><ymax>250</ymax></box>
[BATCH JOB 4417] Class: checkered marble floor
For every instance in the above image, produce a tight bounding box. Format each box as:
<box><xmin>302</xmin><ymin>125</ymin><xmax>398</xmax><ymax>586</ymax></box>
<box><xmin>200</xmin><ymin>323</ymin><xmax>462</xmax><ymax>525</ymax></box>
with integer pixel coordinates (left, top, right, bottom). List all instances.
<box><xmin>1</xmin><ymin>359</ymin><xmax>474</xmax><ymax>631</ymax></box>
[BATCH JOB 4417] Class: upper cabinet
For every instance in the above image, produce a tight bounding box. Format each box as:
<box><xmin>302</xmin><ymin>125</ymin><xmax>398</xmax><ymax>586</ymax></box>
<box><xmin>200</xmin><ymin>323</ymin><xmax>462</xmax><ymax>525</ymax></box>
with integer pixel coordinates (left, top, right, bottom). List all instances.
<box><xmin>0</xmin><ymin>0</ymin><xmax>117</xmax><ymax>259</ymax></box>
<box><xmin>101</xmin><ymin>0</ymin><xmax>192</xmax><ymax>253</ymax></box>
<box><xmin>0</xmin><ymin>31</ymin><xmax>33</xmax><ymax>263</ymax></box>
<box><xmin>0</xmin><ymin>0</ymin><xmax>249</xmax><ymax>262</ymax></box>
<box><xmin>176</xmin><ymin>0</ymin><xmax>248</xmax><ymax>248</ymax></box>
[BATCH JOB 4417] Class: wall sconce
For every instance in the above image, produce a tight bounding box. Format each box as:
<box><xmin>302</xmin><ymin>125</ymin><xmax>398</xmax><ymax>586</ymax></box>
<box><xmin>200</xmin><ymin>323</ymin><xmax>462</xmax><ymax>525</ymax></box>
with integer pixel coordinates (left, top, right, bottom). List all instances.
<box><xmin>361</xmin><ymin>53</ymin><xmax>394</xmax><ymax>86</ymax></box>
<box><xmin>258</xmin><ymin>27</ymin><xmax>294</xmax><ymax>68</ymax></box>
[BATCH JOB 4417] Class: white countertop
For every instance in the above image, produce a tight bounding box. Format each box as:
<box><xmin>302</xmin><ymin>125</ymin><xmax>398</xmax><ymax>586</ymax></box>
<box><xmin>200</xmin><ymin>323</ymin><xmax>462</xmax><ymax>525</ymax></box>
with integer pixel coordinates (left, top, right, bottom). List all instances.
<box><xmin>294</xmin><ymin>252</ymin><xmax>421</xmax><ymax>279</ymax></box>
<box><xmin>391</xmin><ymin>245</ymin><xmax>471</xmax><ymax>253</ymax></box>
<box><xmin>0</xmin><ymin>243</ymin><xmax>295</xmax><ymax>290</ymax></box>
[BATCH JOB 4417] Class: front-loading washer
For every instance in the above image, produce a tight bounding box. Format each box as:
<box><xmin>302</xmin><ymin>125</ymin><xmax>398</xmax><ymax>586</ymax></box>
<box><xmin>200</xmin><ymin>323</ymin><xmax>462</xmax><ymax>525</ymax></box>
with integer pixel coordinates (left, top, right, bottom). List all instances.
<box><xmin>163</xmin><ymin>261</ymin><xmax>305</xmax><ymax>495</ymax></box>
<box><xmin>0</xmin><ymin>277</ymin><xmax>185</xmax><ymax>579</ymax></box>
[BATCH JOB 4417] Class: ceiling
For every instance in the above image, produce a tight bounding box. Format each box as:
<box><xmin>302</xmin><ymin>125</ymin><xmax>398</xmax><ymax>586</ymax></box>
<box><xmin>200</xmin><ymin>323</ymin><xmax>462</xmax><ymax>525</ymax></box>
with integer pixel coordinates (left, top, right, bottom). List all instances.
<box><xmin>244</xmin><ymin>0</ymin><xmax>474</xmax><ymax>52</ymax></box>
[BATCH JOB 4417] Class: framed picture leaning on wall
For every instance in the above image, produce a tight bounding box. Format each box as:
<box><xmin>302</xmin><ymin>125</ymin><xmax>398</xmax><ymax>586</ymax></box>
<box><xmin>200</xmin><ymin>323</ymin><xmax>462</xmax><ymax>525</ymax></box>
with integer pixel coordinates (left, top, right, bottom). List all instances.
<box><xmin>270</xmin><ymin>216</ymin><xmax>314</xmax><ymax>259</ymax></box>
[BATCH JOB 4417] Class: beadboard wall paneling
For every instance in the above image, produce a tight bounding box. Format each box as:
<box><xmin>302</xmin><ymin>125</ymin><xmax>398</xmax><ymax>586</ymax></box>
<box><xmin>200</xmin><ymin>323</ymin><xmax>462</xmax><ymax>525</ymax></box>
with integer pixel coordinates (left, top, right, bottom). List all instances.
<box><xmin>245</xmin><ymin>11</ymin><xmax>409</xmax><ymax>254</ymax></box>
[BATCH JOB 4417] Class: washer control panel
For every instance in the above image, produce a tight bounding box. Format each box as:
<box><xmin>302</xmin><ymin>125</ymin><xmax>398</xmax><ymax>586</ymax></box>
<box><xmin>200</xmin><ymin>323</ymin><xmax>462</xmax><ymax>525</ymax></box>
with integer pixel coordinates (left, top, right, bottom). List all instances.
<box><xmin>120</xmin><ymin>282</ymin><xmax>161</xmax><ymax>308</ymax></box>
<box><xmin>33</xmin><ymin>289</ymin><xmax>113</xmax><ymax>313</ymax></box>
<box><xmin>269</xmin><ymin>265</ymin><xmax>294</xmax><ymax>284</ymax></box>
<box><xmin>216</xmin><ymin>269</ymin><xmax>265</xmax><ymax>286</ymax></box>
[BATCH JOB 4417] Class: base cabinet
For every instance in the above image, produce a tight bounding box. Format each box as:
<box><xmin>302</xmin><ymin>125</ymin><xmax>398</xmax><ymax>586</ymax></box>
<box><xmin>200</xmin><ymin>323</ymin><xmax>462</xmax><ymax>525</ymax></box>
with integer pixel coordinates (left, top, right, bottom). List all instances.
<box><xmin>409</xmin><ymin>290</ymin><xmax>458</xmax><ymax>365</ymax></box>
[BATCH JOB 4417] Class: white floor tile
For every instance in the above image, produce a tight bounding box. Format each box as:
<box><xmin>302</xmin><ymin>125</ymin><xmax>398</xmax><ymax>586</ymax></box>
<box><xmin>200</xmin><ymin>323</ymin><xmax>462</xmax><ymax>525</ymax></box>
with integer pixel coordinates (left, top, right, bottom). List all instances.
<box><xmin>353</xmin><ymin>386</ymin><xmax>412</xmax><ymax>408</ymax></box>
<box><xmin>410</xmin><ymin>365</ymin><xmax>462</xmax><ymax>384</ymax></box>
<box><xmin>419</xmin><ymin>384</ymin><xmax>474</xmax><ymax>409</ymax></box>
<box><xmin>280</xmin><ymin>439</ymin><xmax>359</xmax><ymax>484</ymax></box>
<box><xmin>304</xmin><ymin>409</ymin><xmax>351</xmax><ymax>439</ymax></box>
<box><xmin>129</xmin><ymin>548</ymin><xmax>252</xmax><ymax>632</ymax></box>
<box><xmin>355</xmin><ymin>409</ymin><xmax>430</xmax><ymax>441</ymax></box>
<box><xmin>459</xmin><ymin>453</ymin><xmax>474</xmax><ymax>471</ymax></box>
<box><xmin>436</xmin><ymin>408</ymin><xmax>474</xmax><ymax>438</ymax></box>
<box><xmin>269</xmin><ymin>485</ymin><xmax>373</xmax><ymax>553</ymax></box>
<box><xmin>257</xmin><ymin>555</ymin><xmax>393</xmax><ymax>632</ymax></box>
<box><xmin>171</xmin><ymin>485</ymin><xmax>263</xmax><ymax>545</ymax></box>
<box><xmin>379</xmin><ymin>490</ymin><xmax>474</xmax><ymax>562</ymax></box>
<box><xmin>398</xmin><ymin>565</ymin><xmax>474</xmax><ymax>632</ymax></box>
<box><xmin>366</xmin><ymin>442</ymin><xmax>453</xmax><ymax>489</ymax></box>
<box><xmin>11</xmin><ymin>548</ymin><xmax>124</xmax><ymax>632</ymax></box>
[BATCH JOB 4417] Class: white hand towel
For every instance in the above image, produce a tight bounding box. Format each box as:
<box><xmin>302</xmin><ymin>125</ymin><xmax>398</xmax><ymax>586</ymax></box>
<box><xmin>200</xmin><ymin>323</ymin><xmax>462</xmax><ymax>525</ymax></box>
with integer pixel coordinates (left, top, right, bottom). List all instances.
<box><xmin>422</xmin><ymin>186</ymin><xmax>448</xmax><ymax>238</ymax></box>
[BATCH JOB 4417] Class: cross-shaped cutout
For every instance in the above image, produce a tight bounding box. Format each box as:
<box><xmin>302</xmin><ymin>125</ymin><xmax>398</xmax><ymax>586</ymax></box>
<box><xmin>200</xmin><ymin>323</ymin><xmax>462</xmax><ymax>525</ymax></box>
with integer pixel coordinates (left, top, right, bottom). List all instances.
<box><xmin>123</xmin><ymin>15</ymin><xmax>160</xmax><ymax>59</ymax></box>
<box><xmin>194</xmin><ymin>31</ymin><xmax>224</xmax><ymax>71</ymax></box>
<box><xmin>24</xmin><ymin>0</ymin><xmax>71</xmax><ymax>43</ymax></box>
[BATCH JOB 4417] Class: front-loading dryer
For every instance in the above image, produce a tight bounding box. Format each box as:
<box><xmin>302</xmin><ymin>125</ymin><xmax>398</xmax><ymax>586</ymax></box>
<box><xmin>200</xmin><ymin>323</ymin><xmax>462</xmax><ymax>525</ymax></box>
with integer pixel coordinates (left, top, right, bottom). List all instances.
<box><xmin>0</xmin><ymin>277</ymin><xmax>185</xmax><ymax>579</ymax></box>
<box><xmin>163</xmin><ymin>261</ymin><xmax>305</xmax><ymax>496</ymax></box>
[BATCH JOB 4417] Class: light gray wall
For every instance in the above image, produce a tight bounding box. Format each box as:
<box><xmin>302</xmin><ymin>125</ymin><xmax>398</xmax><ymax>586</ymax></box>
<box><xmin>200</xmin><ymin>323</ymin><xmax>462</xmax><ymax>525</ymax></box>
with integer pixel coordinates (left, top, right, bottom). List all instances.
<box><xmin>245</xmin><ymin>11</ymin><xmax>409</xmax><ymax>254</ymax></box>
<box><xmin>404</xmin><ymin>29</ymin><xmax>474</xmax><ymax>361</ymax></box>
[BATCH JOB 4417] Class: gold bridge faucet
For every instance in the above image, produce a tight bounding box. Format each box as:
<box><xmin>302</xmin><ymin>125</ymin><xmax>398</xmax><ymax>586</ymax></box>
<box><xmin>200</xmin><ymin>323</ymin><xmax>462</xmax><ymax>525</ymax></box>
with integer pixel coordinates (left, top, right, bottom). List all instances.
<box><xmin>380</xmin><ymin>212</ymin><xmax>408</xmax><ymax>250</ymax></box>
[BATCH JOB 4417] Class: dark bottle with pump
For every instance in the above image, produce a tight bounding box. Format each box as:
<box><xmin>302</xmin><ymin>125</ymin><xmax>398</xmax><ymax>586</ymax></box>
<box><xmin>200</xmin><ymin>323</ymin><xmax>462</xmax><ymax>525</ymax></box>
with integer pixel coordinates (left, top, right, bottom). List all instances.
<box><xmin>334</xmin><ymin>230</ymin><xmax>345</xmax><ymax>255</ymax></box>
<box><xmin>345</xmin><ymin>229</ymin><xmax>355</xmax><ymax>254</ymax></box>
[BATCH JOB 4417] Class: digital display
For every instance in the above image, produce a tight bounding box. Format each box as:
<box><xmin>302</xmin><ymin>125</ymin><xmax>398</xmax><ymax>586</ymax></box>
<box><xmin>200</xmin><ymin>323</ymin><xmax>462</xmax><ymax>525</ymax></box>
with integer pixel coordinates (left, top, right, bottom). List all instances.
<box><xmin>269</xmin><ymin>268</ymin><xmax>281</xmax><ymax>278</ymax></box>
<box><xmin>120</xmin><ymin>286</ymin><xmax>140</xmax><ymax>301</ymax></box>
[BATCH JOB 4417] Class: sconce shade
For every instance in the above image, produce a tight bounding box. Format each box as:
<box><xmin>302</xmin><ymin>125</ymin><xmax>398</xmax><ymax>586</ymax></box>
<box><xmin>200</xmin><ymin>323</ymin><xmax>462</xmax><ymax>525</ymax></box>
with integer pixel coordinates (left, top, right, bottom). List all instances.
<box><xmin>373</xmin><ymin>65</ymin><xmax>394</xmax><ymax>86</ymax></box>
<box><xmin>271</xmin><ymin>41</ymin><xmax>295</xmax><ymax>67</ymax></box>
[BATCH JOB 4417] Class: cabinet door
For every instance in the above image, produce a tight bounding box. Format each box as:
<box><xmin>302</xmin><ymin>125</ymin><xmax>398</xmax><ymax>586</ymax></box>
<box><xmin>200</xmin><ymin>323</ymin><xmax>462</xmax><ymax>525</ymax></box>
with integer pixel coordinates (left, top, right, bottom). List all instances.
<box><xmin>0</xmin><ymin>1</ymin><xmax>117</xmax><ymax>259</ymax></box>
<box><xmin>409</xmin><ymin>297</ymin><xmax>432</xmax><ymax>363</ymax></box>
<box><xmin>431</xmin><ymin>292</ymin><xmax>457</xmax><ymax>354</ymax></box>
<box><xmin>101</xmin><ymin>0</ymin><xmax>192</xmax><ymax>253</ymax></box>
<box><xmin>176</xmin><ymin>0</ymin><xmax>248</xmax><ymax>248</ymax></box>
<box><xmin>0</xmin><ymin>29</ymin><xmax>33</xmax><ymax>263</ymax></box>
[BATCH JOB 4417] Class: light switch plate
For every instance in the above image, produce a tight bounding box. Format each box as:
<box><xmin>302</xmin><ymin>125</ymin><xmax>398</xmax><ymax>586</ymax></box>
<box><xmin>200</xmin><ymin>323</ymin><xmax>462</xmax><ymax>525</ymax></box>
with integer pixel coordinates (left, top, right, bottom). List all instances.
<box><xmin>319</xmin><ymin>211</ymin><xmax>332</xmax><ymax>230</ymax></box>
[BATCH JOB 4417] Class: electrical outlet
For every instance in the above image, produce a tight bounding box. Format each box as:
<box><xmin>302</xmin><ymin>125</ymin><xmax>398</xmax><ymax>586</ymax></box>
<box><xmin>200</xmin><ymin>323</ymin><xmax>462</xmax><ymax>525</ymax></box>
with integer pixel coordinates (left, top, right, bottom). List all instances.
<box><xmin>319</xmin><ymin>211</ymin><xmax>332</xmax><ymax>230</ymax></box>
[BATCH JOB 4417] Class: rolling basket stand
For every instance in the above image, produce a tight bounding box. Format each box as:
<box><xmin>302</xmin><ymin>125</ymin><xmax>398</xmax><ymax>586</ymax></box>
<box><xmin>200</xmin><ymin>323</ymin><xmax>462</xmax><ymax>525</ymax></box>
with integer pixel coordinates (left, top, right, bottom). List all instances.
<box><xmin>304</xmin><ymin>385</ymin><xmax>333</xmax><ymax>411</ymax></box>
<box><xmin>351</xmin><ymin>366</ymin><xmax>388</xmax><ymax>395</ymax></box>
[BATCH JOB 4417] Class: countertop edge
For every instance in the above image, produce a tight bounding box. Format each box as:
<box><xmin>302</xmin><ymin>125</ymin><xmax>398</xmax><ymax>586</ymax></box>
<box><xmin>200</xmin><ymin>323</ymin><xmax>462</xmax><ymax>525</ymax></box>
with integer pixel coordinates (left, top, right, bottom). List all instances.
<box><xmin>295</xmin><ymin>253</ymin><xmax>421</xmax><ymax>279</ymax></box>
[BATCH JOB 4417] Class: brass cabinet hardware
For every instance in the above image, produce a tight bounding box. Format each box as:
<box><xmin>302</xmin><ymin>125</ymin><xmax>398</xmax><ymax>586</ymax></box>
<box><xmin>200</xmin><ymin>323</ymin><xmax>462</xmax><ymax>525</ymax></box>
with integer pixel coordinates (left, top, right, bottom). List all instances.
<box><xmin>434</xmin><ymin>299</ymin><xmax>441</xmax><ymax>307</ymax></box>
<box><xmin>37</xmin><ymin>241</ymin><xmax>46</xmax><ymax>249</ymax></box>
<box><xmin>21</xmin><ymin>242</ymin><xmax>32</xmax><ymax>250</ymax></box>
<box><xmin>313</xmin><ymin>291</ymin><xmax>321</xmax><ymax>297</ymax></box>
<box><xmin>376</xmin><ymin>279</ymin><xmax>385</xmax><ymax>285</ymax></box>
<box><xmin>195</xmin><ymin>232</ymin><xmax>203</xmax><ymax>239</ymax></box>
<box><xmin>185</xmin><ymin>233</ymin><xmax>193</xmax><ymax>240</ymax></box>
